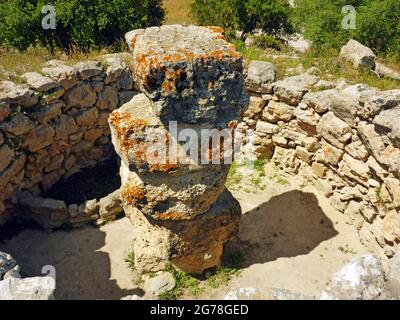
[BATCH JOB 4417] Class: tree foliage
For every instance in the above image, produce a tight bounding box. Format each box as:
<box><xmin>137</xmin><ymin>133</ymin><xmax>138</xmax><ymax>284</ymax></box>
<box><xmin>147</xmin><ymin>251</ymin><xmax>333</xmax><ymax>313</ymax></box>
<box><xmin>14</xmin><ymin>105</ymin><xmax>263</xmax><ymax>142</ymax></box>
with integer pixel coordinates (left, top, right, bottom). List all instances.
<box><xmin>0</xmin><ymin>0</ymin><xmax>164</xmax><ymax>51</ymax></box>
<box><xmin>292</xmin><ymin>0</ymin><xmax>400</xmax><ymax>56</ymax></box>
<box><xmin>191</xmin><ymin>0</ymin><xmax>294</xmax><ymax>39</ymax></box>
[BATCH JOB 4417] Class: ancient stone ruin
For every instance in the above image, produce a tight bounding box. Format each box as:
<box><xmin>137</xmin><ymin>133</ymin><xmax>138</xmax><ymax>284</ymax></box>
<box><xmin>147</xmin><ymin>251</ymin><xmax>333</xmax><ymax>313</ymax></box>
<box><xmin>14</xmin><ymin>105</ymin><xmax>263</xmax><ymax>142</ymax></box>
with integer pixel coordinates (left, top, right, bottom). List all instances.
<box><xmin>109</xmin><ymin>25</ymin><xmax>248</xmax><ymax>274</ymax></box>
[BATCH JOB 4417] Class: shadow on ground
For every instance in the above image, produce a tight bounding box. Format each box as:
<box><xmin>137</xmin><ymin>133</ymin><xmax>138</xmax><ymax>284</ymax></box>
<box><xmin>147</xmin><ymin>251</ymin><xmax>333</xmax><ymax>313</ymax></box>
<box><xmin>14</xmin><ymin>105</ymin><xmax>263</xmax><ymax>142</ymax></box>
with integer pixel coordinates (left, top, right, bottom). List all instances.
<box><xmin>224</xmin><ymin>190</ymin><xmax>338</xmax><ymax>268</ymax></box>
<box><xmin>0</xmin><ymin>222</ymin><xmax>141</xmax><ymax>300</ymax></box>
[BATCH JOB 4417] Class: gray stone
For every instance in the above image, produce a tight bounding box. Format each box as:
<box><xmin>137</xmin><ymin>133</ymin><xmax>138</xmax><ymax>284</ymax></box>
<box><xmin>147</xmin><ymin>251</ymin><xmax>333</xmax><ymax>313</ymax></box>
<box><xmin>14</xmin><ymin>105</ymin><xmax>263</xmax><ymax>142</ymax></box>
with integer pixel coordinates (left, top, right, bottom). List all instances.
<box><xmin>375</xmin><ymin>62</ymin><xmax>400</xmax><ymax>81</ymax></box>
<box><xmin>389</xmin><ymin>248</ymin><xmax>400</xmax><ymax>299</ymax></box>
<box><xmin>245</xmin><ymin>60</ymin><xmax>276</xmax><ymax>93</ymax></box>
<box><xmin>224</xmin><ymin>287</ymin><xmax>261</xmax><ymax>300</ymax></box>
<box><xmin>54</xmin><ymin>114</ymin><xmax>79</xmax><ymax>140</ymax></box>
<box><xmin>96</xmin><ymin>86</ymin><xmax>118</xmax><ymax>110</ymax></box>
<box><xmin>0</xmin><ymin>112</ymin><xmax>35</xmax><ymax>135</ymax></box>
<box><xmin>28</xmin><ymin>101</ymin><xmax>63</xmax><ymax>123</ymax></box>
<box><xmin>0</xmin><ymin>100</ymin><xmax>11</xmax><ymax>122</ymax></box>
<box><xmin>143</xmin><ymin>271</ymin><xmax>176</xmax><ymax>296</ymax></box>
<box><xmin>118</xmin><ymin>90</ymin><xmax>139</xmax><ymax>106</ymax></box>
<box><xmin>256</xmin><ymin>121</ymin><xmax>279</xmax><ymax>135</ymax></box>
<box><xmin>15</xmin><ymin>191</ymin><xmax>68</xmax><ymax>229</ymax></box>
<box><xmin>116</xmin><ymin>71</ymin><xmax>133</xmax><ymax>90</ymax></box>
<box><xmin>374</xmin><ymin>107</ymin><xmax>400</xmax><ymax>143</ymax></box>
<box><xmin>320</xmin><ymin>255</ymin><xmax>390</xmax><ymax>300</ymax></box>
<box><xmin>262</xmin><ymin>100</ymin><xmax>295</xmax><ymax>123</ymax></box>
<box><xmin>273</xmin><ymin>74</ymin><xmax>319</xmax><ymax>106</ymax></box>
<box><xmin>131</xmin><ymin>25</ymin><xmax>248</xmax><ymax>125</ymax></box>
<box><xmin>317</xmin><ymin>112</ymin><xmax>352</xmax><ymax>149</ymax></box>
<box><xmin>243</xmin><ymin>93</ymin><xmax>267</xmax><ymax>118</ymax></box>
<box><xmin>73</xmin><ymin>61</ymin><xmax>103</xmax><ymax>80</ymax></box>
<box><xmin>23</xmin><ymin>124</ymin><xmax>55</xmax><ymax>152</ymax></box>
<box><xmin>0</xmin><ymin>276</ymin><xmax>55</xmax><ymax>300</ymax></box>
<box><xmin>0</xmin><ymin>251</ymin><xmax>18</xmax><ymax>280</ymax></box>
<box><xmin>339</xmin><ymin>39</ymin><xmax>376</xmax><ymax>70</ymax></box>
<box><xmin>125</xmin><ymin>29</ymin><xmax>145</xmax><ymax>50</ymax></box>
<box><xmin>63</xmin><ymin>83</ymin><xmax>97</xmax><ymax>108</ymax></box>
<box><xmin>22</xmin><ymin>72</ymin><xmax>59</xmax><ymax>92</ymax></box>
<box><xmin>271</xmin><ymin>288</ymin><xmax>314</xmax><ymax>300</ymax></box>
<box><xmin>303</xmin><ymin>89</ymin><xmax>338</xmax><ymax>113</ymax></box>
<box><xmin>42</xmin><ymin>60</ymin><xmax>78</xmax><ymax>90</ymax></box>
<box><xmin>98</xmin><ymin>189</ymin><xmax>123</xmax><ymax>219</ymax></box>
<box><xmin>75</xmin><ymin>107</ymin><xmax>99</xmax><ymax>127</ymax></box>
<box><xmin>120</xmin><ymin>160</ymin><xmax>228</xmax><ymax>220</ymax></box>
<box><xmin>0</xmin><ymin>81</ymin><xmax>39</xmax><ymax>108</ymax></box>
<box><xmin>0</xmin><ymin>145</ymin><xmax>14</xmax><ymax>173</ymax></box>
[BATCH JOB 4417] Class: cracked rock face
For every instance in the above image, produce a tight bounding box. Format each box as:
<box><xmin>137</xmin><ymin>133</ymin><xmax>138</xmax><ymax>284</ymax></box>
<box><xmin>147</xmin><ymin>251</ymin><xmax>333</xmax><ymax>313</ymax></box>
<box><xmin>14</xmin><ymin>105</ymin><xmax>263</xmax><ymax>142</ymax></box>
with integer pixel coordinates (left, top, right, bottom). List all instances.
<box><xmin>129</xmin><ymin>25</ymin><xmax>249</xmax><ymax>126</ymax></box>
<box><xmin>126</xmin><ymin>189</ymin><xmax>241</xmax><ymax>274</ymax></box>
<box><xmin>120</xmin><ymin>161</ymin><xmax>229</xmax><ymax>220</ymax></box>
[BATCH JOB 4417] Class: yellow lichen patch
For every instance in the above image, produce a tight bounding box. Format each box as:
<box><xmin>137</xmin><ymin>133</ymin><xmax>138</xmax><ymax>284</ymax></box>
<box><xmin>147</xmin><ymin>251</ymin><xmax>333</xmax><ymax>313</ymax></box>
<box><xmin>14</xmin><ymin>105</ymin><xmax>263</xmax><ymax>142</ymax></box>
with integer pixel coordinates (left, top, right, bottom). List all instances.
<box><xmin>109</xmin><ymin>111</ymin><xmax>149</xmax><ymax>153</ymax></box>
<box><xmin>154</xmin><ymin>211</ymin><xmax>184</xmax><ymax>220</ymax></box>
<box><xmin>121</xmin><ymin>184</ymin><xmax>145</xmax><ymax>205</ymax></box>
<box><xmin>206</xmin><ymin>26</ymin><xmax>225</xmax><ymax>34</ymax></box>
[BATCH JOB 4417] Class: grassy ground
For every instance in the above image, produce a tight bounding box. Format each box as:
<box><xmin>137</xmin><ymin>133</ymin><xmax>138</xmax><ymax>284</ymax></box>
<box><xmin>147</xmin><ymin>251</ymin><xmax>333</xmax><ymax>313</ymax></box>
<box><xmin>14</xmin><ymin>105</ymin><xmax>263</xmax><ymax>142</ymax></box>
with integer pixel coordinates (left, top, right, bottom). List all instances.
<box><xmin>163</xmin><ymin>0</ymin><xmax>194</xmax><ymax>25</ymax></box>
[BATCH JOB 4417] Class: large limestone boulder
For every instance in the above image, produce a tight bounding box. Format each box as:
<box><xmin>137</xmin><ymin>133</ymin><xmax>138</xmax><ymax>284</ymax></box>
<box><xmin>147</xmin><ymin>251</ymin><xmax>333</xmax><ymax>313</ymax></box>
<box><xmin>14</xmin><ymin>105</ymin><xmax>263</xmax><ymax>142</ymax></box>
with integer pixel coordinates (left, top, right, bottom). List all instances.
<box><xmin>339</xmin><ymin>39</ymin><xmax>376</xmax><ymax>70</ymax></box>
<box><xmin>129</xmin><ymin>25</ymin><xmax>248</xmax><ymax>125</ymax></box>
<box><xmin>388</xmin><ymin>248</ymin><xmax>400</xmax><ymax>299</ymax></box>
<box><xmin>126</xmin><ymin>189</ymin><xmax>241</xmax><ymax>274</ymax></box>
<box><xmin>245</xmin><ymin>60</ymin><xmax>277</xmax><ymax>93</ymax></box>
<box><xmin>120</xmin><ymin>161</ymin><xmax>228</xmax><ymax>220</ymax></box>
<box><xmin>0</xmin><ymin>276</ymin><xmax>55</xmax><ymax>300</ymax></box>
<box><xmin>109</xmin><ymin>94</ymin><xmax>233</xmax><ymax>175</ymax></box>
<box><xmin>320</xmin><ymin>255</ymin><xmax>391</xmax><ymax>300</ymax></box>
<box><xmin>272</xmin><ymin>74</ymin><xmax>320</xmax><ymax>106</ymax></box>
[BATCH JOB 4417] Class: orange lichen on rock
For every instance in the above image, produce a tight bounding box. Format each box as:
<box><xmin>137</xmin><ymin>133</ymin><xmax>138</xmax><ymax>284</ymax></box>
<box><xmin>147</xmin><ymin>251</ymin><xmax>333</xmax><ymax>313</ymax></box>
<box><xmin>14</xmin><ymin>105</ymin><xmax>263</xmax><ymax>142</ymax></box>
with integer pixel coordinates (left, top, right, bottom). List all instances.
<box><xmin>109</xmin><ymin>111</ymin><xmax>149</xmax><ymax>153</ymax></box>
<box><xmin>121</xmin><ymin>184</ymin><xmax>145</xmax><ymax>205</ymax></box>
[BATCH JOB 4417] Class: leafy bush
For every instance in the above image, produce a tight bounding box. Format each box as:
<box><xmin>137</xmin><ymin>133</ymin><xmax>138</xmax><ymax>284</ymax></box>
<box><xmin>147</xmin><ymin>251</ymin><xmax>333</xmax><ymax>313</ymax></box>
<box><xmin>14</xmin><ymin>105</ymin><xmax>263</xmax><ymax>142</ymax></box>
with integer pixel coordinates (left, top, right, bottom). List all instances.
<box><xmin>191</xmin><ymin>0</ymin><xmax>294</xmax><ymax>39</ymax></box>
<box><xmin>292</xmin><ymin>0</ymin><xmax>400</xmax><ymax>56</ymax></box>
<box><xmin>253</xmin><ymin>35</ymin><xmax>284</xmax><ymax>51</ymax></box>
<box><xmin>0</xmin><ymin>0</ymin><xmax>164</xmax><ymax>51</ymax></box>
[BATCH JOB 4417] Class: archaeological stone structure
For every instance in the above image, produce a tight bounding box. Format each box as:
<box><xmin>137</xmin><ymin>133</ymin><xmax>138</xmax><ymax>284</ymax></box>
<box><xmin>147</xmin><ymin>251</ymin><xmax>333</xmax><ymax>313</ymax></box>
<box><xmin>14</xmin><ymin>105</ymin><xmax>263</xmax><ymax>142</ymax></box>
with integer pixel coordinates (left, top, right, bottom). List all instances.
<box><xmin>1</xmin><ymin>23</ymin><xmax>400</xmax><ymax>281</ymax></box>
<box><xmin>242</xmin><ymin>63</ymin><xmax>400</xmax><ymax>267</ymax></box>
<box><xmin>109</xmin><ymin>25</ymin><xmax>248</xmax><ymax>274</ymax></box>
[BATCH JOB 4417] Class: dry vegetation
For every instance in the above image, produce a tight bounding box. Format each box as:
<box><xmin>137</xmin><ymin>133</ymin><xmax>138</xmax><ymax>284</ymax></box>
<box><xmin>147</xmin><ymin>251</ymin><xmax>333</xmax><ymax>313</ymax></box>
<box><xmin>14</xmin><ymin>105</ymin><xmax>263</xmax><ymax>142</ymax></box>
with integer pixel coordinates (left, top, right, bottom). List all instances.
<box><xmin>163</xmin><ymin>0</ymin><xmax>194</xmax><ymax>25</ymax></box>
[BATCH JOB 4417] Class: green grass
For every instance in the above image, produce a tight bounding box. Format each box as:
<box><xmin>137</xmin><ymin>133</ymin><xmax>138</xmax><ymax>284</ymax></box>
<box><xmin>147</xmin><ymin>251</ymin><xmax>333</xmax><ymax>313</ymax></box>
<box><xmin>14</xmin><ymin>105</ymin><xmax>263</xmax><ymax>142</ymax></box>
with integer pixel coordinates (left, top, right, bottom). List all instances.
<box><xmin>159</xmin><ymin>265</ymin><xmax>203</xmax><ymax>300</ymax></box>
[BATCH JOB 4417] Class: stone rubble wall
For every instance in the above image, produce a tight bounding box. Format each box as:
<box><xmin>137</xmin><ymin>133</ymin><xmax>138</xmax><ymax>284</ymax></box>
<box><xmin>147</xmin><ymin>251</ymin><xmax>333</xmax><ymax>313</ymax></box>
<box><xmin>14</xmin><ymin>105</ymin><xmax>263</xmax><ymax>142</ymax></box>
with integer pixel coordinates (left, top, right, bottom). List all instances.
<box><xmin>241</xmin><ymin>67</ymin><xmax>400</xmax><ymax>262</ymax></box>
<box><xmin>0</xmin><ymin>54</ymin><xmax>137</xmax><ymax>226</ymax></box>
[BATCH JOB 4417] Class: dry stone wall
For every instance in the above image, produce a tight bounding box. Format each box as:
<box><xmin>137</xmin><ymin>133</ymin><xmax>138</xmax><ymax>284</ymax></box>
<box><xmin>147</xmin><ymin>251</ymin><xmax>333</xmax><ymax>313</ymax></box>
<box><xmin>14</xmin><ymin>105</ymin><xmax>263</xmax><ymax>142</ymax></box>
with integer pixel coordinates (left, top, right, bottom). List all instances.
<box><xmin>0</xmin><ymin>54</ymin><xmax>137</xmax><ymax>226</ymax></box>
<box><xmin>242</xmin><ymin>66</ymin><xmax>400</xmax><ymax>263</ymax></box>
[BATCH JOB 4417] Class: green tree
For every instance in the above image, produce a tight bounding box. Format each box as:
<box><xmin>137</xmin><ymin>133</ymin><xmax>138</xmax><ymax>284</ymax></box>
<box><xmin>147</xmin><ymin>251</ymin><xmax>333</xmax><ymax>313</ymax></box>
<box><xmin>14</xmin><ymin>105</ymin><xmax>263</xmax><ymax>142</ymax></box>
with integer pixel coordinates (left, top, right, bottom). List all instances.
<box><xmin>0</xmin><ymin>0</ymin><xmax>164</xmax><ymax>51</ymax></box>
<box><xmin>191</xmin><ymin>0</ymin><xmax>294</xmax><ymax>39</ymax></box>
<box><xmin>292</xmin><ymin>0</ymin><xmax>400</xmax><ymax>56</ymax></box>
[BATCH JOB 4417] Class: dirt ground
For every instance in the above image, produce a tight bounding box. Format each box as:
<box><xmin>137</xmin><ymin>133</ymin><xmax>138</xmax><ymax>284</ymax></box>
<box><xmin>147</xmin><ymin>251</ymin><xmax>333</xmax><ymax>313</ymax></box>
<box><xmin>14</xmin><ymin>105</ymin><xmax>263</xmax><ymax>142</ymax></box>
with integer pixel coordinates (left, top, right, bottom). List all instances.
<box><xmin>0</xmin><ymin>167</ymin><xmax>370</xmax><ymax>300</ymax></box>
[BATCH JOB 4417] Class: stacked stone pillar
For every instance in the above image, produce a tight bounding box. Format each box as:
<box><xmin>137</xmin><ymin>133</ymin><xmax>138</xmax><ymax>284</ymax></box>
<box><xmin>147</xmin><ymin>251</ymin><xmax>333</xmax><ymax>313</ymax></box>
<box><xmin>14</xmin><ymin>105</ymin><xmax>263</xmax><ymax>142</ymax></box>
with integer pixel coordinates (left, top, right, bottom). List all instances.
<box><xmin>109</xmin><ymin>25</ymin><xmax>248</xmax><ymax>274</ymax></box>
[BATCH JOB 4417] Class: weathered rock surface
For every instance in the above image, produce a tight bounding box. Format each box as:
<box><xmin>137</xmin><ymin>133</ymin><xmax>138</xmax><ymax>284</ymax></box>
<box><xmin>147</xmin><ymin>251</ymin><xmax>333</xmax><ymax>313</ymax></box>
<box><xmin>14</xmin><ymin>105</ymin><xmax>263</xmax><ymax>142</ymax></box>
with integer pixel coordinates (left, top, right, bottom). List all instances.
<box><xmin>245</xmin><ymin>61</ymin><xmax>276</xmax><ymax>93</ymax></box>
<box><xmin>339</xmin><ymin>39</ymin><xmax>376</xmax><ymax>70</ymax></box>
<box><xmin>120</xmin><ymin>161</ymin><xmax>228</xmax><ymax>220</ymax></box>
<box><xmin>15</xmin><ymin>191</ymin><xmax>68</xmax><ymax>229</ymax></box>
<box><xmin>320</xmin><ymin>255</ymin><xmax>391</xmax><ymax>300</ymax></box>
<box><xmin>388</xmin><ymin>248</ymin><xmax>400</xmax><ymax>299</ymax></box>
<box><xmin>126</xmin><ymin>189</ymin><xmax>241</xmax><ymax>274</ymax></box>
<box><xmin>0</xmin><ymin>276</ymin><xmax>55</xmax><ymax>300</ymax></box>
<box><xmin>143</xmin><ymin>271</ymin><xmax>176</xmax><ymax>296</ymax></box>
<box><xmin>130</xmin><ymin>25</ymin><xmax>248</xmax><ymax>125</ymax></box>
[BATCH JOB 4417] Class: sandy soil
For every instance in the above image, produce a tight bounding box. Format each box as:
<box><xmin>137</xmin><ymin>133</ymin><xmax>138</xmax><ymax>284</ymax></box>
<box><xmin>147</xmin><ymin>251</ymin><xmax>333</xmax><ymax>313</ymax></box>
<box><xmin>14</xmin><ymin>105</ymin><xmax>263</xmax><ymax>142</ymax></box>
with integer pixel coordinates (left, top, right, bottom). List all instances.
<box><xmin>0</xmin><ymin>170</ymin><xmax>370</xmax><ymax>300</ymax></box>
